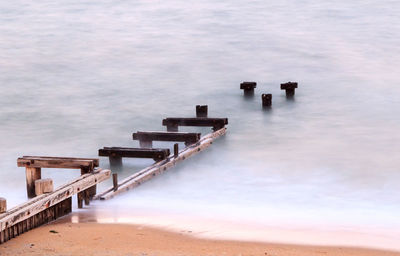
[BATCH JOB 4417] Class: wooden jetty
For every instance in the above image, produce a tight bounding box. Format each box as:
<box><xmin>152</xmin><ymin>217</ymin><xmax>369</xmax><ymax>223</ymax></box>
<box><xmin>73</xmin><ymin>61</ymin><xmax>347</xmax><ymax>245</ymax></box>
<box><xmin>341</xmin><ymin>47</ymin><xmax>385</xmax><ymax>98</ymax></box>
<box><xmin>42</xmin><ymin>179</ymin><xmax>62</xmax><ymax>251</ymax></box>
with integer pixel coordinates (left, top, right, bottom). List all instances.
<box><xmin>0</xmin><ymin>168</ymin><xmax>110</xmax><ymax>244</ymax></box>
<box><xmin>94</xmin><ymin>127</ymin><xmax>226</xmax><ymax>200</ymax></box>
<box><xmin>95</xmin><ymin>105</ymin><xmax>228</xmax><ymax>200</ymax></box>
<box><xmin>0</xmin><ymin>105</ymin><xmax>227</xmax><ymax>244</ymax></box>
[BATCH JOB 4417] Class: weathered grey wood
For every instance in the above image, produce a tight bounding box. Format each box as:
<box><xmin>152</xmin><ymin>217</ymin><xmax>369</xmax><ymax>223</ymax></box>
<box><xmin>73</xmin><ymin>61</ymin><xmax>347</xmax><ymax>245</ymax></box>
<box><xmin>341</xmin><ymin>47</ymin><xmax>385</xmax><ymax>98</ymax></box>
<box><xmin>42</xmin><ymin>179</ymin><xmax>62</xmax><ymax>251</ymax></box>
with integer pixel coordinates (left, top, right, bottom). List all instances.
<box><xmin>196</xmin><ymin>105</ymin><xmax>208</xmax><ymax>118</ymax></box>
<box><xmin>95</xmin><ymin>127</ymin><xmax>227</xmax><ymax>200</ymax></box>
<box><xmin>35</xmin><ymin>179</ymin><xmax>54</xmax><ymax>196</ymax></box>
<box><xmin>133</xmin><ymin>131</ymin><xmax>201</xmax><ymax>146</ymax></box>
<box><xmin>25</xmin><ymin>167</ymin><xmax>41</xmax><ymax>198</ymax></box>
<box><xmin>18</xmin><ymin>156</ymin><xmax>99</xmax><ymax>170</ymax></box>
<box><xmin>162</xmin><ymin>117</ymin><xmax>228</xmax><ymax>132</ymax></box>
<box><xmin>0</xmin><ymin>169</ymin><xmax>110</xmax><ymax>232</ymax></box>
<box><xmin>113</xmin><ymin>173</ymin><xmax>118</xmax><ymax>192</ymax></box>
<box><xmin>99</xmin><ymin>147</ymin><xmax>170</xmax><ymax>162</ymax></box>
<box><xmin>262</xmin><ymin>94</ymin><xmax>272</xmax><ymax>107</ymax></box>
<box><xmin>281</xmin><ymin>81</ymin><xmax>298</xmax><ymax>96</ymax></box>
<box><xmin>0</xmin><ymin>198</ymin><xmax>6</xmax><ymax>213</ymax></box>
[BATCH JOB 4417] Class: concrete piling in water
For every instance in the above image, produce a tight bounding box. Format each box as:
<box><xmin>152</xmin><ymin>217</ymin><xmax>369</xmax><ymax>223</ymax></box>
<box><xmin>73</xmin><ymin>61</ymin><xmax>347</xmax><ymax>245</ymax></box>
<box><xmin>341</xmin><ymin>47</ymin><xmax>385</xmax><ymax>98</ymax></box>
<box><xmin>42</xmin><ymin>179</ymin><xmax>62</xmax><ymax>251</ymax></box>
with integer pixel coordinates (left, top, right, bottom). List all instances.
<box><xmin>262</xmin><ymin>94</ymin><xmax>272</xmax><ymax>107</ymax></box>
<box><xmin>281</xmin><ymin>82</ymin><xmax>298</xmax><ymax>97</ymax></box>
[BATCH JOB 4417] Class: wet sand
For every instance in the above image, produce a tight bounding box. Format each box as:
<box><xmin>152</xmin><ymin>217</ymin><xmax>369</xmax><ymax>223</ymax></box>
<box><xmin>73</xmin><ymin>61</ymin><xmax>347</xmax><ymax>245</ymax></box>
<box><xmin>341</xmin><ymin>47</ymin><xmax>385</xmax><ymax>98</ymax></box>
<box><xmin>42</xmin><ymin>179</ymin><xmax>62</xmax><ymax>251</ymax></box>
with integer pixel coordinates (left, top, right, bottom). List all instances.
<box><xmin>1</xmin><ymin>222</ymin><xmax>400</xmax><ymax>256</ymax></box>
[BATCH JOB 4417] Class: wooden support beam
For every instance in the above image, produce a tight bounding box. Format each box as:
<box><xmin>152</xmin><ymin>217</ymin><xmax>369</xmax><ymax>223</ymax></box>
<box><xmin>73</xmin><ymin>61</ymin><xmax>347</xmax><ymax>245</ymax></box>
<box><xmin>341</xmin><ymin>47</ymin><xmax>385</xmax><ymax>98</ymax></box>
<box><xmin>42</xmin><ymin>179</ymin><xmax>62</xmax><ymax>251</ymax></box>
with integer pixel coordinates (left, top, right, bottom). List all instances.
<box><xmin>133</xmin><ymin>131</ymin><xmax>201</xmax><ymax>147</ymax></box>
<box><xmin>281</xmin><ymin>81</ymin><xmax>298</xmax><ymax>97</ymax></box>
<box><xmin>25</xmin><ymin>167</ymin><xmax>41</xmax><ymax>198</ymax></box>
<box><xmin>0</xmin><ymin>198</ymin><xmax>6</xmax><ymax>213</ymax></box>
<box><xmin>99</xmin><ymin>147</ymin><xmax>170</xmax><ymax>162</ymax></box>
<box><xmin>0</xmin><ymin>169</ymin><xmax>110</xmax><ymax>233</ymax></box>
<box><xmin>262</xmin><ymin>94</ymin><xmax>272</xmax><ymax>107</ymax></box>
<box><xmin>196</xmin><ymin>105</ymin><xmax>208</xmax><ymax>118</ymax></box>
<box><xmin>94</xmin><ymin>127</ymin><xmax>227</xmax><ymax>200</ymax></box>
<box><xmin>35</xmin><ymin>179</ymin><xmax>53</xmax><ymax>196</ymax></box>
<box><xmin>162</xmin><ymin>117</ymin><xmax>228</xmax><ymax>132</ymax></box>
<box><xmin>17</xmin><ymin>156</ymin><xmax>99</xmax><ymax>171</ymax></box>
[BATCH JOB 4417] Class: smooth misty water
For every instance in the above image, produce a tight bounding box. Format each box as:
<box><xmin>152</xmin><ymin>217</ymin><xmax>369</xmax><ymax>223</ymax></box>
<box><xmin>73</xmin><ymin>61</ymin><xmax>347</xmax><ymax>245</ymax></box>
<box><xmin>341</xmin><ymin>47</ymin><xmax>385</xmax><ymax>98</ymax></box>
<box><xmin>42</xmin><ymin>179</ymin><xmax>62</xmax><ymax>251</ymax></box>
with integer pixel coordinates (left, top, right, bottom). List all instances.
<box><xmin>1</xmin><ymin>0</ymin><xmax>400</xmax><ymax>250</ymax></box>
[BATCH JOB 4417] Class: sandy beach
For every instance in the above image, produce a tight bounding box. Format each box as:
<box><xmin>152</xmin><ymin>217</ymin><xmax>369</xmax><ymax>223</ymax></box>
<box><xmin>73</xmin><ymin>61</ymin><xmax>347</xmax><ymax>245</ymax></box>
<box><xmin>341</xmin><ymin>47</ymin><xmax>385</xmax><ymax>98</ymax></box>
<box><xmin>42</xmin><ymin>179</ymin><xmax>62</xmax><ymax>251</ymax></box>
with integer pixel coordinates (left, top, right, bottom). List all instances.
<box><xmin>1</xmin><ymin>222</ymin><xmax>399</xmax><ymax>256</ymax></box>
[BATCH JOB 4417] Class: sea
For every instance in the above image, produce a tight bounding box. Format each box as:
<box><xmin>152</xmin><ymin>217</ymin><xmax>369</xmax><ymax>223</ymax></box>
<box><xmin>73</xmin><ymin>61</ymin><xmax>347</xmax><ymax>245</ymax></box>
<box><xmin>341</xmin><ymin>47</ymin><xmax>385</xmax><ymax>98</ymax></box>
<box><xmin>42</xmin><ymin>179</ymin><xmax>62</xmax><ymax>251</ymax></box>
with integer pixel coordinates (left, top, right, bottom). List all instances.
<box><xmin>1</xmin><ymin>0</ymin><xmax>400</xmax><ymax>251</ymax></box>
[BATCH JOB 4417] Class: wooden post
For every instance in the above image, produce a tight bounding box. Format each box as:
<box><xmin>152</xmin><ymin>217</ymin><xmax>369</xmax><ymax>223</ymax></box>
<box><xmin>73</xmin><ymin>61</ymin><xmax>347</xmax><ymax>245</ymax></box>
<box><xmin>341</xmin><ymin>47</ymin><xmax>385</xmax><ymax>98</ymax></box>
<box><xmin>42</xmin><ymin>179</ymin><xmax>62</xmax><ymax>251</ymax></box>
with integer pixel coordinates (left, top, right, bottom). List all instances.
<box><xmin>109</xmin><ymin>156</ymin><xmax>123</xmax><ymax>167</ymax></box>
<box><xmin>281</xmin><ymin>82</ymin><xmax>298</xmax><ymax>97</ymax></box>
<box><xmin>196</xmin><ymin>105</ymin><xmax>208</xmax><ymax>118</ymax></box>
<box><xmin>240</xmin><ymin>82</ymin><xmax>256</xmax><ymax>97</ymax></box>
<box><xmin>81</xmin><ymin>167</ymin><xmax>97</xmax><ymax>199</ymax></box>
<box><xmin>166</xmin><ymin>124</ymin><xmax>178</xmax><ymax>132</ymax></box>
<box><xmin>77</xmin><ymin>191</ymin><xmax>84</xmax><ymax>209</ymax></box>
<box><xmin>25</xmin><ymin>167</ymin><xmax>41</xmax><ymax>198</ymax></box>
<box><xmin>174</xmin><ymin>143</ymin><xmax>179</xmax><ymax>157</ymax></box>
<box><xmin>139</xmin><ymin>139</ymin><xmax>153</xmax><ymax>148</ymax></box>
<box><xmin>34</xmin><ymin>179</ymin><xmax>54</xmax><ymax>196</ymax></box>
<box><xmin>0</xmin><ymin>198</ymin><xmax>6</xmax><ymax>213</ymax></box>
<box><xmin>113</xmin><ymin>173</ymin><xmax>118</xmax><ymax>191</ymax></box>
<box><xmin>262</xmin><ymin>94</ymin><xmax>272</xmax><ymax>107</ymax></box>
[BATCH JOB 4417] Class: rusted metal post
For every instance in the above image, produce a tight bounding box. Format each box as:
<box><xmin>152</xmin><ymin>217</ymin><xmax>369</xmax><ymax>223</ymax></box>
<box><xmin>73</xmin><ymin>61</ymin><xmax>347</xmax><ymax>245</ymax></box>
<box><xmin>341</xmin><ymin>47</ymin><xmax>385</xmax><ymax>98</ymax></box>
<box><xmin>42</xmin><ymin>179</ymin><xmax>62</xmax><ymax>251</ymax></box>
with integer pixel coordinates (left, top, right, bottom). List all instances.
<box><xmin>196</xmin><ymin>105</ymin><xmax>208</xmax><ymax>118</ymax></box>
<box><xmin>262</xmin><ymin>94</ymin><xmax>272</xmax><ymax>107</ymax></box>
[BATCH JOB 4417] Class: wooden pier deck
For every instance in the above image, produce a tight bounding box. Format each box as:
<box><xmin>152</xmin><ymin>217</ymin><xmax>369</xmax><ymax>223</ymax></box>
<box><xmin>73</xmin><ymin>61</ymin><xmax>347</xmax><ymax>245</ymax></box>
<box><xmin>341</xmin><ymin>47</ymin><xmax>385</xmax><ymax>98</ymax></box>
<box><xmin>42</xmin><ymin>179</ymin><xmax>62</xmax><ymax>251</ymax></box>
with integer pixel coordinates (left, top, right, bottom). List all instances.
<box><xmin>0</xmin><ymin>168</ymin><xmax>110</xmax><ymax>244</ymax></box>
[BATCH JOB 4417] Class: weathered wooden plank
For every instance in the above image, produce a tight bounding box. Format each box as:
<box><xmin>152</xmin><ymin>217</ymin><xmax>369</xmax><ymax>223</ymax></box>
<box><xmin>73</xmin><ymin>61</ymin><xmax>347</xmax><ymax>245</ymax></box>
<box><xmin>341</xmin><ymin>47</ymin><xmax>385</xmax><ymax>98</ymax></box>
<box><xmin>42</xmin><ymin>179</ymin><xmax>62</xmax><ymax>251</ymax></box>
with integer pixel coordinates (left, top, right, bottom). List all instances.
<box><xmin>99</xmin><ymin>147</ymin><xmax>170</xmax><ymax>161</ymax></box>
<box><xmin>95</xmin><ymin>127</ymin><xmax>226</xmax><ymax>200</ymax></box>
<box><xmin>162</xmin><ymin>117</ymin><xmax>228</xmax><ymax>131</ymax></box>
<box><xmin>17</xmin><ymin>156</ymin><xmax>99</xmax><ymax>170</ymax></box>
<box><xmin>0</xmin><ymin>169</ymin><xmax>110</xmax><ymax>232</ymax></box>
<box><xmin>132</xmin><ymin>131</ymin><xmax>201</xmax><ymax>146</ymax></box>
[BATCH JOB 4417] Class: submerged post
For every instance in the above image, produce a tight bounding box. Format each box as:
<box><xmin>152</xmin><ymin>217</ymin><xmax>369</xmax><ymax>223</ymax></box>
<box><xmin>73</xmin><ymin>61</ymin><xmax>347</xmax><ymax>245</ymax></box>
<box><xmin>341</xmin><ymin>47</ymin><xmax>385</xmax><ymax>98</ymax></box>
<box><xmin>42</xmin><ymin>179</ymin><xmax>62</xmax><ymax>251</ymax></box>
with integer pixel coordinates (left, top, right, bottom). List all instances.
<box><xmin>240</xmin><ymin>82</ymin><xmax>256</xmax><ymax>96</ymax></box>
<box><xmin>113</xmin><ymin>173</ymin><xmax>118</xmax><ymax>192</ymax></box>
<box><xmin>174</xmin><ymin>143</ymin><xmax>179</xmax><ymax>157</ymax></box>
<box><xmin>196</xmin><ymin>105</ymin><xmax>208</xmax><ymax>118</ymax></box>
<box><xmin>262</xmin><ymin>94</ymin><xmax>272</xmax><ymax>107</ymax></box>
<box><xmin>0</xmin><ymin>198</ymin><xmax>6</xmax><ymax>213</ymax></box>
<box><xmin>281</xmin><ymin>82</ymin><xmax>298</xmax><ymax>97</ymax></box>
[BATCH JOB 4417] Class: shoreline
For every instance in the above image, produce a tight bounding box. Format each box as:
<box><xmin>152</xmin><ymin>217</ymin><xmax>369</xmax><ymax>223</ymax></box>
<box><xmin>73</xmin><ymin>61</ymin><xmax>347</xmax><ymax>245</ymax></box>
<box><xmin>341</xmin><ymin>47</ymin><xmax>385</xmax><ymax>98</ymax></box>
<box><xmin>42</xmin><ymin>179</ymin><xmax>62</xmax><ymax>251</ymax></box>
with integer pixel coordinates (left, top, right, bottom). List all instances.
<box><xmin>1</xmin><ymin>221</ymin><xmax>400</xmax><ymax>256</ymax></box>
